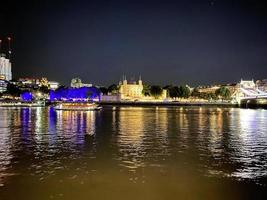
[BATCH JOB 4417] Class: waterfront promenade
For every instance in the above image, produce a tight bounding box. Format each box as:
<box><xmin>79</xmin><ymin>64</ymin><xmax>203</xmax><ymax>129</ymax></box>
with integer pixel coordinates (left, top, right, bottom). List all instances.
<box><xmin>99</xmin><ymin>100</ymin><xmax>237</xmax><ymax>107</ymax></box>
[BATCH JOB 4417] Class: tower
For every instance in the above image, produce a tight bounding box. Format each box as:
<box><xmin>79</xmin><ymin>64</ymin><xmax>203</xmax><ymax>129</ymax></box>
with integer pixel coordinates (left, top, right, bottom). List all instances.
<box><xmin>138</xmin><ymin>75</ymin><xmax>142</xmax><ymax>86</ymax></box>
<box><xmin>0</xmin><ymin>37</ymin><xmax>12</xmax><ymax>81</ymax></box>
<box><xmin>0</xmin><ymin>39</ymin><xmax>2</xmax><ymax>53</ymax></box>
<box><xmin>123</xmin><ymin>75</ymin><xmax>127</xmax><ymax>85</ymax></box>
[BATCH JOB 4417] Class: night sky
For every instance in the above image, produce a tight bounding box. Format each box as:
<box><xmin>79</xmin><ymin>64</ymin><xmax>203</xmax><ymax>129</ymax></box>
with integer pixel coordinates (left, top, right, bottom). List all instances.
<box><xmin>1</xmin><ymin>0</ymin><xmax>267</xmax><ymax>86</ymax></box>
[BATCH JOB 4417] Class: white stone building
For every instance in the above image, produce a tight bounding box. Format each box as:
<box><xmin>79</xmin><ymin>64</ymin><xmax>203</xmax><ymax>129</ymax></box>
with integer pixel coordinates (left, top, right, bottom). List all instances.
<box><xmin>71</xmin><ymin>78</ymin><xmax>92</xmax><ymax>88</ymax></box>
<box><xmin>119</xmin><ymin>76</ymin><xmax>143</xmax><ymax>99</ymax></box>
<box><xmin>48</xmin><ymin>81</ymin><xmax>60</xmax><ymax>90</ymax></box>
<box><xmin>239</xmin><ymin>79</ymin><xmax>255</xmax><ymax>89</ymax></box>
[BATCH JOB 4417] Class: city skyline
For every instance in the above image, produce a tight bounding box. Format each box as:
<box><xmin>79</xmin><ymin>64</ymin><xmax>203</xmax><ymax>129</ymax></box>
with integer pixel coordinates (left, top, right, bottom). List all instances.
<box><xmin>1</xmin><ymin>1</ymin><xmax>267</xmax><ymax>199</ymax></box>
<box><xmin>1</xmin><ymin>0</ymin><xmax>267</xmax><ymax>86</ymax></box>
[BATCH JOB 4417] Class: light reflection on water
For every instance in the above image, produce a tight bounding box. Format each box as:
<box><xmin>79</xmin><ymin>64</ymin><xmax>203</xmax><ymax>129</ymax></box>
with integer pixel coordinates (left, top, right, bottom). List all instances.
<box><xmin>0</xmin><ymin>106</ymin><xmax>266</xmax><ymax>199</ymax></box>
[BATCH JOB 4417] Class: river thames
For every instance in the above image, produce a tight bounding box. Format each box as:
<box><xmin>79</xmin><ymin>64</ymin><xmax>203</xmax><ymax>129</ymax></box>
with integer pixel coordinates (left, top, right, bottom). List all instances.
<box><xmin>0</xmin><ymin>106</ymin><xmax>266</xmax><ymax>199</ymax></box>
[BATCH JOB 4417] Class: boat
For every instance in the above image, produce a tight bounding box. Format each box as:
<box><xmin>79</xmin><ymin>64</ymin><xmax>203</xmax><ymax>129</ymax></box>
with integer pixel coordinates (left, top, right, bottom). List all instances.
<box><xmin>54</xmin><ymin>101</ymin><xmax>101</xmax><ymax>111</ymax></box>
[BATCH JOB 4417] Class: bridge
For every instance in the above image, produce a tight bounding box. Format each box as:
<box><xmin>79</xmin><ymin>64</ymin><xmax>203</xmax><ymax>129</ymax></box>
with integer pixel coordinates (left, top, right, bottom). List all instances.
<box><xmin>232</xmin><ymin>80</ymin><xmax>267</xmax><ymax>107</ymax></box>
<box><xmin>239</xmin><ymin>87</ymin><xmax>267</xmax><ymax>100</ymax></box>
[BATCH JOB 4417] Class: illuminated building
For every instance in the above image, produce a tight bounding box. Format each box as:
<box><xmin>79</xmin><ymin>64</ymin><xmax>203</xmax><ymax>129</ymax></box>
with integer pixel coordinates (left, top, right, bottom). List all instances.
<box><xmin>197</xmin><ymin>85</ymin><xmax>220</xmax><ymax>93</ymax></box>
<box><xmin>39</xmin><ymin>77</ymin><xmax>49</xmax><ymax>86</ymax></box>
<box><xmin>71</xmin><ymin>78</ymin><xmax>92</xmax><ymax>88</ymax></box>
<box><xmin>0</xmin><ymin>80</ymin><xmax>8</xmax><ymax>92</ymax></box>
<box><xmin>119</xmin><ymin>76</ymin><xmax>143</xmax><ymax>99</ymax></box>
<box><xmin>196</xmin><ymin>83</ymin><xmax>237</xmax><ymax>98</ymax></box>
<box><xmin>48</xmin><ymin>81</ymin><xmax>59</xmax><ymax>90</ymax></box>
<box><xmin>101</xmin><ymin>76</ymin><xmax>167</xmax><ymax>102</ymax></box>
<box><xmin>21</xmin><ymin>91</ymin><xmax>33</xmax><ymax>101</ymax></box>
<box><xmin>18</xmin><ymin>78</ymin><xmax>41</xmax><ymax>88</ymax></box>
<box><xmin>256</xmin><ymin>79</ymin><xmax>267</xmax><ymax>92</ymax></box>
<box><xmin>17</xmin><ymin>77</ymin><xmax>59</xmax><ymax>90</ymax></box>
<box><xmin>239</xmin><ymin>79</ymin><xmax>255</xmax><ymax>89</ymax></box>
<box><xmin>231</xmin><ymin>79</ymin><xmax>267</xmax><ymax>102</ymax></box>
<box><xmin>0</xmin><ymin>54</ymin><xmax>12</xmax><ymax>81</ymax></box>
<box><xmin>49</xmin><ymin>87</ymin><xmax>100</xmax><ymax>101</ymax></box>
<box><xmin>100</xmin><ymin>94</ymin><xmax>121</xmax><ymax>102</ymax></box>
<box><xmin>18</xmin><ymin>77</ymin><xmax>44</xmax><ymax>86</ymax></box>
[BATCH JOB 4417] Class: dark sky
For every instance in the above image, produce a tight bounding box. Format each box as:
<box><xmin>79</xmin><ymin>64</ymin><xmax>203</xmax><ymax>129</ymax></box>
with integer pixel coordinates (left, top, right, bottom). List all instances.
<box><xmin>1</xmin><ymin>0</ymin><xmax>267</xmax><ymax>86</ymax></box>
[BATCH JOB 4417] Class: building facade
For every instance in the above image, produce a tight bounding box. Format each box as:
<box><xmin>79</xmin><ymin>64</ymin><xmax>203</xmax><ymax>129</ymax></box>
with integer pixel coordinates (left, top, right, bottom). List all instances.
<box><xmin>0</xmin><ymin>54</ymin><xmax>12</xmax><ymax>81</ymax></box>
<box><xmin>71</xmin><ymin>78</ymin><xmax>92</xmax><ymax>88</ymax></box>
<box><xmin>197</xmin><ymin>85</ymin><xmax>220</xmax><ymax>94</ymax></box>
<box><xmin>119</xmin><ymin>76</ymin><xmax>143</xmax><ymax>99</ymax></box>
<box><xmin>0</xmin><ymin>80</ymin><xmax>8</xmax><ymax>93</ymax></box>
<box><xmin>231</xmin><ymin>79</ymin><xmax>260</xmax><ymax>102</ymax></box>
<box><xmin>17</xmin><ymin>77</ymin><xmax>60</xmax><ymax>90</ymax></box>
<box><xmin>239</xmin><ymin>79</ymin><xmax>256</xmax><ymax>89</ymax></box>
<box><xmin>48</xmin><ymin>81</ymin><xmax>60</xmax><ymax>90</ymax></box>
<box><xmin>256</xmin><ymin>79</ymin><xmax>267</xmax><ymax>92</ymax></box>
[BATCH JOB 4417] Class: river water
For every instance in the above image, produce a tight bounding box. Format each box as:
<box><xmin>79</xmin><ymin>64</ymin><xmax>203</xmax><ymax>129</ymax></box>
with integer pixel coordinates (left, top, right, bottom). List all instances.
<box><xmin>0</xmin><ymin>106</ymin><xmax>266</xmax><ymax>199</ymax></box>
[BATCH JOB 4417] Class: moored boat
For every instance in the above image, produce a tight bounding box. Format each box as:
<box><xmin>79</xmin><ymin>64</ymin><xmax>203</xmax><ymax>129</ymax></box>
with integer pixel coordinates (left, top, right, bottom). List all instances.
<box><xmin>54</xmin><ymin>101</ymin><xmax>101</xmax><ymax>111</ymax></box>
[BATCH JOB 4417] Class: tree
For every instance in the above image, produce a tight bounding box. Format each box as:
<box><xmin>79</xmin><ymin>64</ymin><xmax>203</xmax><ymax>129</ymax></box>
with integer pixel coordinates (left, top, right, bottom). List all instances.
<box><xmin>108</xmin><ymin>84</ymin><xmax>119</xmax><ymax>94</ymax></box>
<box><xmin>142</xmin><ymin>84</ymin><xmax>151</xmax><ymax>96</ymax></box>
<box><xmin>207</xmin><ymin>92</ymin><xmax>217</xmax><ymax>100</ymax></box>
<box><xmin>177</xmin><ymin>85</ymin><xmax>190</xmax><ymax>98</ymax></box>
<box><xmin>164</xmin><ymin>85</ymin><xmax>191</xmax><ymax>99</ymax></box>
<box><xmin>39</xmin><ymin>85</ymin><xmax>50</xmax><ymax>94</ymax></box>
<box><xmin>150</xmin><ymin>85</ymin><xmax>163</xmax><ymax>99</ymax></box>
<box><xmin>163</xmin><ymin>85</ymin><xmax>172</xmax><ymax>90</ymax></box>
<box><xmin>99</xmin><ymin>87</ymin><xmax>108</xmax><ymax>95</ymax></box>
<box><xmin>215</xmin><ymin>86</ymin><xmax>231</xmax><ymax>100</ymax></box>
<box><xmin>168</xmin><ymin>86</ymin><xmax>179</xmax><ymax>98</ymax></box>
<box><xmin>163</xmin><ymin>85</ymin><xmax>172</xmax><ymax>98</ymax></box>
<box><xmin>191</xmin><ymin>88</ymin><xmax>200</xmax><ymax>98</ymax></box>
<box><xmin>5</xmin><ymin>83</ymin><xmax>22</xmax><ymax>97</ymax></box>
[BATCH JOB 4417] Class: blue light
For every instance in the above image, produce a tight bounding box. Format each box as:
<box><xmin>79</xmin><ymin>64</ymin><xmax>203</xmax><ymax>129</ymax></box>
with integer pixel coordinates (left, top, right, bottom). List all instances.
<box><xmin>49</xmin><ymin>87</ymin><xmax>101</xmax><ymax>101</ymax></box>
<box><xmin>21</xmin><ymin>92</ymin><xmax>33</xmax><ymax>101</ymax></box>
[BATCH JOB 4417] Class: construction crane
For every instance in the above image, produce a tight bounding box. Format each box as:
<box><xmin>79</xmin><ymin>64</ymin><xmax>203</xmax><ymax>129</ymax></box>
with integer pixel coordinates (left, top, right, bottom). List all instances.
<box><xmin>7</xmin><ymin>37</ymin><xmax>11</xmax><ymax>59</ymax></box>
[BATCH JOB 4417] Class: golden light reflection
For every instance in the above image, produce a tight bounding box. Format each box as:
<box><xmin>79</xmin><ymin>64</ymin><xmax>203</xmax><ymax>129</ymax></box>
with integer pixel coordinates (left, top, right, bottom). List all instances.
<box><xmin>116</xmin><ymin>107</ymin><xmax>172</xmax><ymax>171</ymax></box>
<box><xmin>55</xmin><ymin>109</ymin><xmax>96</xmax><ymax>137</ymax></box>
<box><xmin>198</xmin><ymin>107</ymin><xmax>205</xmax><ymax>132</ymax></box>
<box><xmin>34</xmin><ymin>108</ymin><xmax>49</xmax><ymax>143</ymax></box>
<box><xmin>118</xmin><ymin>107</ymin><xmax>145</xmax><ymax>145</ymax></box>
<box><xmin>0</xmin><ymin>109</ymin><xmax>13</xmax><ymax>186</ymax></box>
<box><xmin>208</xmin><ymin>108</ymin><xmax>224</xmax><ymax>157</ymax></box>
<box><xmin>116</xmin><ymin>107</ymin><xmax>147</xmax><ymax>171</ymax></box>
<box><xmin>155</xmin><ymin>107</ymin><xmax>168</xmax><ymax>136</ymax></box>
<box><xmin>178</xmin><ymin>108</ymin><xmax>189</xmax><ymax>138</ymax></box>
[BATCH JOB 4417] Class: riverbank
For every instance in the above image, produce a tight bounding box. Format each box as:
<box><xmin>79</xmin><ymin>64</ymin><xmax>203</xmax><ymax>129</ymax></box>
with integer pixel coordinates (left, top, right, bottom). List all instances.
<box><xmin>0</xmin><ymin>100</ymin><xmax>45</xmax><ymax>107</ymax></box>
<box><xmin>99</xmin><ymin>100</ymin><xmax>239</xmax><ymax>107</ymax></box>
<box><xmin>1</xmin><ymin>99</ymin><xmax>266</xmax><ymax>109</ymax></box>
<box><xmin>240</xmin><ymin>98</ymin><xmax>267</xmax><ymax>109</ymax></box>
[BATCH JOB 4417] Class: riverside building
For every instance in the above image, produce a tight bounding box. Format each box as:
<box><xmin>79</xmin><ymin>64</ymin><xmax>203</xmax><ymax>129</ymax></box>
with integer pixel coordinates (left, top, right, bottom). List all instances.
<box><xmin>18</xmin><ymin>77</ymin><xmax>59</xmax><ymax>89</ymax></box>
<box><xmin>0</xmin><ymin>54</ymin><xmax>12</xmax><ymax>81</ymax></box>
<box><xmin>101</xmin><ymin>76</ymin><xmax>167</xmax><ymax>102</ymax></box>
<box><xmin>71</xmin><ymin>78</ymin><xmax>92</xmax><ymax>88</ymax></box>
<box><xmin>119</xmin><ymin>76</ymin><xmax>143</xmax><ymax>99</ymax></box>
<box><xmin>256</xmin><ymin>79</ymin><xmax>267</xmax><ymax>92</ymax></box>
<box><xmin>0</xmin><ymin>80</ymin><xmax>8</xmax><ymax>92</ymax></box>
